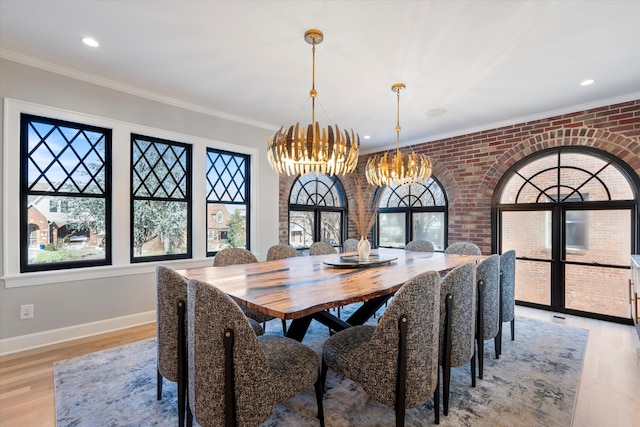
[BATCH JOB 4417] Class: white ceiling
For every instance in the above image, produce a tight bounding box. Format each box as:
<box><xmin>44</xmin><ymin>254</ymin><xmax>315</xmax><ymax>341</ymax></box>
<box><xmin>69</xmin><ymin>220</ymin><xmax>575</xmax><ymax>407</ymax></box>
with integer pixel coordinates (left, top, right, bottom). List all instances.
<box><xmin>1</xmin><ymin>0</ymin><xmax>639</xmax><ymax>153</ymax></box>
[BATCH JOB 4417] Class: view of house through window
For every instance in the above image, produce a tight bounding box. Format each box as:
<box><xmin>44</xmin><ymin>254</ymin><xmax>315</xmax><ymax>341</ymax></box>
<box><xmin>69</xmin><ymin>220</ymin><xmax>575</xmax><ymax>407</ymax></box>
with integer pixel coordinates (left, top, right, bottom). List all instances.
<box><xmin>20</xmin><ymin>114</ymin><xmax>111</xmax><ymax>272</ymax></box>
<box><xmin>131</xmin><ymin>134</ymin><xmax>191</xmax><ymax>262</ymax></box>
<box><xmin>375</xmin><ymin>178</ymin><xmax>447</xmax><ymax>250</ymax></box>
<box><xmin>288</xmin><ymin>174</ymin><xmax>346</xmax><ymax>250</ymax></box>
<box><xmin>206</xmin><ymin>149</ymin><xmax>249</xmax><ymax>254</ymax></box>
<box><xmin>496</xmin><ymin>147</ymin><xmax>638</xmax><ymax>320</ymax></box>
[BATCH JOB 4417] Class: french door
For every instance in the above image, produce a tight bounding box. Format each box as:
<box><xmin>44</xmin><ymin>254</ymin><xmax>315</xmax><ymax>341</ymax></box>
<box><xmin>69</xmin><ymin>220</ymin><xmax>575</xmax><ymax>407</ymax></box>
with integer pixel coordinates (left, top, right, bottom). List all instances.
<box><xmin>494</xmin><ymin>147</ymin><xmax>639</xmax><ymax>323</ymax></box>
<box><xmin>499</xmin><ymin>206</ymin><xmax>634</xmax><ymax>320</ymax></box>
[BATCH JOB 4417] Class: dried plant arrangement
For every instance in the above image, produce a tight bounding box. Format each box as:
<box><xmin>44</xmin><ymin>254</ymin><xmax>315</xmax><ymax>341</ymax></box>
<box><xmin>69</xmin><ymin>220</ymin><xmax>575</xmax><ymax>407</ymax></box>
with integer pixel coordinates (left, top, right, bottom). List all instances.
<box><xmin>348</xmin><ymin>174</ymin><xmax>377</xmax><ymax>239</ymax></box>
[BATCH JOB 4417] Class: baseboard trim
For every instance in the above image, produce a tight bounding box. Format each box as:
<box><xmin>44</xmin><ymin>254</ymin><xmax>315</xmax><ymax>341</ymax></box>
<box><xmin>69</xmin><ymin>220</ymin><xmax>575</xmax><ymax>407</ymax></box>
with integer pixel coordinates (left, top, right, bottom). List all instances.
<box><xmin>0</xmin><ymin>310</ymin><xmax>156</xmax><ymax>356</ymax></box>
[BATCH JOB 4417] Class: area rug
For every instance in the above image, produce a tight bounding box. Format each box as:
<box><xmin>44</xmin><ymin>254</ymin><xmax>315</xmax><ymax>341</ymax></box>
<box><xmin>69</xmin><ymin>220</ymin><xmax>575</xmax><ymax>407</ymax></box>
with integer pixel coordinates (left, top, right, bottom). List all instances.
<box><xmin>55</xmin><ymin>310</ymin><xmax>588</xmax><ymax>427</ymax></box>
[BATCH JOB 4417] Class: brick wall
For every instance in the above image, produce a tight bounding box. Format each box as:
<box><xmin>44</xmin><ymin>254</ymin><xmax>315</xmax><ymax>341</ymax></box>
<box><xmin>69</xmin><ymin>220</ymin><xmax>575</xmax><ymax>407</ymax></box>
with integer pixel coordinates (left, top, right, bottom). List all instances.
<box><xmin>279</xmin><ymin>100</ymin><xmax>640</xmax><ymax>254</ymax></box>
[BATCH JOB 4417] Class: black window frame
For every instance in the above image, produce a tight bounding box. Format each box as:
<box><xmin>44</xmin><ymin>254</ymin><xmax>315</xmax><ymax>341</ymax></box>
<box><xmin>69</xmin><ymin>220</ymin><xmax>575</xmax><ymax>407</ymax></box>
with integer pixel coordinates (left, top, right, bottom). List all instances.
<box><xmin>20</xmin><ymin>113</ymin><xmax>112</xmax><ymax>272</ymax></box>
<box><xmin>130</xmin><ymin>133</ymin><xmax>192</xmax><ymax>263</ymax></box>
<box><xmin>288</xmin><ymin>174</ymin><xmax>347</xmax><ymax>250</ymax></box>
<box><xmin>205</xmin><ymin>148</ymin><xmax>251</xmax><ymax>256</ymax></box>
<box><xmin>374</xmin><ymin>176</ymin><xmax>448</xmax><ymax>250</ymax></box>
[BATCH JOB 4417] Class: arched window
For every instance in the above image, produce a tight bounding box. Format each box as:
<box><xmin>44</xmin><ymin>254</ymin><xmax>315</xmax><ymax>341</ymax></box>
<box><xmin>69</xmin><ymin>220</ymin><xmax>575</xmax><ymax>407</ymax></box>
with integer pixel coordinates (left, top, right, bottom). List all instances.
<box><xmin>374</xmin><ymin>177</ymin><xmax>448</xmax><ymax>250</ymax></box>
<box><xmin>288</xmin><ymin>174</ymin><xmax>347</xmax><ymax>250</ymax></box>
<box><xmin>494</xmin><ymin>146</ymin><xmax>639</xmax><ymax>321</ymax></box>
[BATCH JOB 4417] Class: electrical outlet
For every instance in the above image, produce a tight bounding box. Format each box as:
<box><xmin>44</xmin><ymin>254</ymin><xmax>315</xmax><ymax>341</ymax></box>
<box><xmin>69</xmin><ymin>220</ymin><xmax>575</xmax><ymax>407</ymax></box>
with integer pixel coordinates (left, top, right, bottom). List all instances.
<box><xmin>19</xmin><ymin>304</ymin><xmax>34</xmax><ymax>320</ymax></box>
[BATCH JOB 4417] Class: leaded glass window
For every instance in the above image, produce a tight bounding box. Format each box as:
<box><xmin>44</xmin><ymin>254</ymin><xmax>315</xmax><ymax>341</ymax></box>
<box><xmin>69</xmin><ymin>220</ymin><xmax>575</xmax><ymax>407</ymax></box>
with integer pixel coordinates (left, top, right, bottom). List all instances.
<box><xmin>288</xmin><ymin>174</ymin><xmax>346</xmax><ymax>249</ymax></box>
<box><xmin>375</xmin><ymin>177</ymin><xmax>447</xmax><ymax>250</ymax></box>
<box><xmin>20</xmin><ymin>114</ymin><xmax>111</xmax><ymax>272</ymax></box>
<box><xmin>131</xmin><ymin>134</ymin><xmax>191</xmax><ymax>262</ymax></box>
<box><xmin>206</xmin><ymin>148</ymin><xmax>250</xmax><ymax>255</ymax></box>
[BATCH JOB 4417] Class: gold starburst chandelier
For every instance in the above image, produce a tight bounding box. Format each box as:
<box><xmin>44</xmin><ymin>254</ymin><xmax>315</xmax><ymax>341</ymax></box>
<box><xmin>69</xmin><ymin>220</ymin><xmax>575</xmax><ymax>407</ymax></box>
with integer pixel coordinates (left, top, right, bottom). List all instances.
<box><xmin>267</xmin><ymin>29</ymin><xmax>360</xmax><ymax>177</ymax></box>
<box><xmin>365</xmin><ymin>83</ymin><xmax>432</xmax><ymax>187</ymax></box>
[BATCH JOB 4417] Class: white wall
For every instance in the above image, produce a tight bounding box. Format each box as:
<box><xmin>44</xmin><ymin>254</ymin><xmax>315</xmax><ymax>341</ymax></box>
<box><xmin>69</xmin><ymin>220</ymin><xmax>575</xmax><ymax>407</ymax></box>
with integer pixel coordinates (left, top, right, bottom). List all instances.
<box><xmin>0</xmin><ymin>58</ymin><xmax>281</xmax><ymax>353</ymax></box>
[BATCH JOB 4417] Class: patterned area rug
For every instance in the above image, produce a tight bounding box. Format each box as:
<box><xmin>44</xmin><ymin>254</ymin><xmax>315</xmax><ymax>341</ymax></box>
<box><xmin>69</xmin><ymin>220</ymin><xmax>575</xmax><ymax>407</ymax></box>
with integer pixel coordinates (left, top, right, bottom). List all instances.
<box><xmin>55</xmin><ymin>310</ymin><xmax>587</xmax><ymax>426</ymax></box>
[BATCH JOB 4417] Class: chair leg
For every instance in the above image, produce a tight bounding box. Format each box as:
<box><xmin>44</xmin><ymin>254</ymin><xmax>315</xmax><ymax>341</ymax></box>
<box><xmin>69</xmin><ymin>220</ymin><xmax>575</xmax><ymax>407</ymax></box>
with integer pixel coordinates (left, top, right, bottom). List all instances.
<box><xmin>156</xmin><ymin>368</ymin><xmax>163</xmax><ymax>400</ymax></box>
<box><xmin>478</xmin><ymin>339</ymin><xmax>484</xmax><ymax>380</ymax></box>
<box><xmin>511</xmin><ymin>318</ymin><xmax>515</xmax><ymax>341</ymax></box>
<box><xmin>494</xmin><ymin>334</ymin><xmax>500</xmax><ymax>359</ymax></box>
<box><xmin>320</xmin><ymin>359</ymin><xmax>328</xmax><ymax>395</ymax></box>
<box><xmin>496</xmin><ymin>321</ymin><xmax>503</xmax><ymax>358</ymax></box>
<box><xmin>476</xmin><ymin>279</ymin><xmax>485</xmax><ymax>380</ymax></box>
<box><xmin>434</xmin><ymin>369</ymin><xmax>440</xmax><ymax>425</ymax></box>
<box><xmin>314</xmin><ymin>371</ymin><xmax>325</xmax><ymax>427</ymax></box>
<box><xmin>442</xmin><ymin>294</ymin><xmax>453</xmax><ymax>416</ymax></box>
<box><xmin>186</xmin><ymin>404</ymin><xmax>193</xmax><ymax>427</ymax></box>
<box><xmin>470</xmin><ymin>353</ymin><xmax>476</xmax><ymax>388</ymax></box>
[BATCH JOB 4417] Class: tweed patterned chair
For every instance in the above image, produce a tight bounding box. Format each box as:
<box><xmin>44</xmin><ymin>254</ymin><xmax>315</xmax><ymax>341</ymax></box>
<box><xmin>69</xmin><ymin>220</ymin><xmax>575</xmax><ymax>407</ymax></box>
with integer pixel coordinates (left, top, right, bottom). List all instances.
<box><xmin>439</xmin><ymin>261</ymin><xmax>477</xmax><ymax>416</ymax></box>
<box><xmin>404</xmin><ymin>240</ymin><xmax>435</xmax><ymax>252</ymax></box>
<box><xmin>186</xmin><ymin>279</ymin><xmax>324</xmax><ymax>427</ymax></box>
<box><xmin>474</xmin><ymin>254</ymin><xmax>500</xmax><ymax>379</ymax></box>
<box><xmin>497</xmin><ymin>250</ymin><xmax>516</xmax><ymax>356</ymax></box>
<box><xmin>266</xmin><ymin>244</ymin><xmax>300</xmax><ymax>261</ymax></box>
<box><xmin>156</xmin><ymin>266</ymin><xmax>264</xmax><ymax>427</ymax></box>
<box><xmin>444</xmin><ymin>241</ymin><xmax>482</xmax><ymax>256</ymax></box>
<box><xmin>322</xmin><ymin>271</ymin><xmax>442</xmax><ymax>425</ymax></box>
<box><xmin>214</xmin><ymin>248</ymin><xmax>287</xmax><ymax>335</ymax></box>
<box><xmin>309</xmin><ymin>241</ymin><xmax>337</xmax><ymax>255</ymax></box>
<box><xmin>342</xmin><ymin>238</ymin><xmax>359</xmax><ymax>253</ymax></box>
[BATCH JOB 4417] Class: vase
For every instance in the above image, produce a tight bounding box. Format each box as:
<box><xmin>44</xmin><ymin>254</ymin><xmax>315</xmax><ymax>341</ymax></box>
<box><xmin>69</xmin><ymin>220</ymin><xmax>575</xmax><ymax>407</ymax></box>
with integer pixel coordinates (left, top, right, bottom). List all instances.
<box><xmin>358</xmin><ymin>236</ymin><xmax>371</xmax><ymax>261</ymax></box>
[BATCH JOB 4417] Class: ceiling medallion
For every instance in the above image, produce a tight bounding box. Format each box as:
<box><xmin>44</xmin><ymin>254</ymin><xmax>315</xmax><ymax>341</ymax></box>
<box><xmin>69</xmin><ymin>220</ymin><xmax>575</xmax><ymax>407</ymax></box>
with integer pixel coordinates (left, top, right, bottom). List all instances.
<box><xmin>267</xmin><ymin>29</ymin><xmax>360</xmax><ymax>177</ymax></box>
<box><xmin>365</xmin><ymin>83</ymin><xmax>432</xmax><ymax>187</ymax></box>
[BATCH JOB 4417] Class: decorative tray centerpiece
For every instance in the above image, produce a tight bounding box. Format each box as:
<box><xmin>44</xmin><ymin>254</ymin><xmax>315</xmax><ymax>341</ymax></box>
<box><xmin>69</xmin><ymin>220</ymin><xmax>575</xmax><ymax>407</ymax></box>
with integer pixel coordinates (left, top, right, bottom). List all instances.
<box><xmin>323</xmin><ymin>253</ymin><xmax>398</xmax><ymax>269</ymax></box>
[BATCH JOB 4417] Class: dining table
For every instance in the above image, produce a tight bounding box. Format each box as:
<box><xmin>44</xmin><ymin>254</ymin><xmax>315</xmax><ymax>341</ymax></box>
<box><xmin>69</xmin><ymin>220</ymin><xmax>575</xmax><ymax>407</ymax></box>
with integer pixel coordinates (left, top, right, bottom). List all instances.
<box><xmin>177</xmin><ymin>248</ymin><xmax>482</xmax><ymax>341</ymax></box>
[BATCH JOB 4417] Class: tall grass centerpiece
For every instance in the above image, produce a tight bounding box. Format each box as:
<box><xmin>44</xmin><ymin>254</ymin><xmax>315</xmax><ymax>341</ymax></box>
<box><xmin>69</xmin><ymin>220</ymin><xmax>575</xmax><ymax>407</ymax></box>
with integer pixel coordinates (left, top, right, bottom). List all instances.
<box><xmin>348</xmin><ymin>175</ymin><xmax>377</xmax><ymax>260</ymax></box>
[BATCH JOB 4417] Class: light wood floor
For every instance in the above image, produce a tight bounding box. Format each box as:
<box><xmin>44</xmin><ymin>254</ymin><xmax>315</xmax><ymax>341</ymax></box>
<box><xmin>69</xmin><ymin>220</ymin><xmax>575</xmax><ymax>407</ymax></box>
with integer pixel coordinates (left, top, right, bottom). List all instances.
<box><xmin>1</xmin><ymin>308</ymin><xmax>638</xmax><ymax>427</ymax></box>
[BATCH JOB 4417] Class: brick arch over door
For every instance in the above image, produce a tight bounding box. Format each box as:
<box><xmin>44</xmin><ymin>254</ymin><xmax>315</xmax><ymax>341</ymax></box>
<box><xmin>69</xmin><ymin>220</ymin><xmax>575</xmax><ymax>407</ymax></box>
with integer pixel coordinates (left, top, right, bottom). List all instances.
<box><xmin>476</xmin><ymin>128</ymin><xmax>640</xmax><ymax>242</ymax></box>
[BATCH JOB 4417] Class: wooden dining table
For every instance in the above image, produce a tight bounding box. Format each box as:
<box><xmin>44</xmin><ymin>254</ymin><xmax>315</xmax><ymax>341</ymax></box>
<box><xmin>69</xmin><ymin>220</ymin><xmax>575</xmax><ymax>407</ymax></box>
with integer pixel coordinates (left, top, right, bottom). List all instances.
<box><xmin>177</xmin><ymin>248</ymin><xmax>482</xmax><ymax>341</ymax></box>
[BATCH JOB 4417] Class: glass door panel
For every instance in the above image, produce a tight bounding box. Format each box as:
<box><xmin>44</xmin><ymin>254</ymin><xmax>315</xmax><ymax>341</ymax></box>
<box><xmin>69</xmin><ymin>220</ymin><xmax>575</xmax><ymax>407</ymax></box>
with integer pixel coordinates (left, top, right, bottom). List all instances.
<box><xmin>564</xmin><ymin>209</ymin><xmax>631</xmax><ymax>318</ymax></box>
<box><xmin>501</xmin><ymin>211</ymin><xmax>553</xmax><ymax>259</ymax></box>
<box><xmin>565</xmin><ymin>264</ymin><xmax>630</xmax><ymax>317</ymax></box>
<box><xmin>565</xmin><ymin>210</ymin><xmax>631</xmax><ymax>265</ymax></box>
<box><xmin>515</xmin><ymin>259</ymin><xmax>551</xmax><ymax>305</ymax></box>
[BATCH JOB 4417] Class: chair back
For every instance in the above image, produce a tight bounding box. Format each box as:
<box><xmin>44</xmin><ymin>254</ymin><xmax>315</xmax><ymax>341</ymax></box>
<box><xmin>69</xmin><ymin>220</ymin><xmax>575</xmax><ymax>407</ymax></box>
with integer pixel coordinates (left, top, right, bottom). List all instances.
<box><xmin>343</xmin><ymin>238</ymin><xmax>359</xmax><ymax>252</ymax></box>
<box><xmin>213</xmin><ymin>248</ymin><xmax>258</xmax><ymax>266</ymax></box>
<box><xmin>476</xmin><ymin>254</ymin><xmax>500</xmax><ymax>340</ymax></box>
<box><xmin>309</xmin><ymin>241</ymin><xmax>337</xmax><ymax>255</ymax></box>
<box><xmin>444</xmin><ymin>241</ymin><xmax>481</xmax><ymax>255</ymax></box>
<box><xmin>363</xmin><ymin>271</ymin><xmax>441</xmax><ymax>408</ymax></box>
<box><xmin>156</xmin><ymin>265</ymin><xmax>188</xmax><ymax>382</ymax></box>
<box><xmin>187</xmin><ymin>279</ymin><xmax>272</xmax><ymax>427</ymax></box>
<box><xmin>439</xmin><ymin>262</ymin><xmax>476</xmax><ymax>367</ymax></box>
<box><xmin>404</xmin><ymin>240</ymin><xmax>434</xmax><ymax>252</ymax></box>
<box><xmin>266</xmin><ymin>244</ymin><xmax>299</xmax><ymax>261</ymax></box>
<box><xmin>500</xmin><ymin>250</ymin><xmax>516</xmax><ymax>322</ymax></box>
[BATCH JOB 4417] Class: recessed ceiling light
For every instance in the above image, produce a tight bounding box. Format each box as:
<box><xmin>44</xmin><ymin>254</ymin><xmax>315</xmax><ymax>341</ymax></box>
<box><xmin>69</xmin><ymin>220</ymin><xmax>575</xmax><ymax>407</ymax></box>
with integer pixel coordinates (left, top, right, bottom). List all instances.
<box><xmin>363</xmin><ymin>135</ymin><xmax>371</xmax><ymax>140</ymax></box>
<box><xmin>426</xmin><ymin>107</ymin><xmax>447</xmax><ymax>117</ymax></box>
<box><xmin>580</xmin><ymin>79</ymin><xmax>595</xmax><ymax>86</ymax></box>
<box><xmin>82</xmin><ymin>37</ymin><xmax>99</xmax><ymax>48</ymax></box>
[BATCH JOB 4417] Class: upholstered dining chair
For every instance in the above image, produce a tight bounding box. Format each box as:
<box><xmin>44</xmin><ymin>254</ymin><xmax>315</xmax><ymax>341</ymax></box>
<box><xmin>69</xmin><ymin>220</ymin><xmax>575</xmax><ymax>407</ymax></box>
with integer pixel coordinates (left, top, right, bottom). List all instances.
<box><xmin>497</xmin><ymin>250</ymin><xmax>516</xmax><ymax>356</ymax></box>
<box><xmin>156</xmin><ymin>265</ymin><xmax>264</xmax><ymax>427</ymax></box>
<box><xmin>474</xmin><ymin>254</ymin><xmax>500</xmax><ymax>379</ymax></box>
<box><xmin>321</xmin><ymin>271</ymin><xmax>442</xmax><ymax>426</ymax></box>
<box><xmin>186</xmin><ymin>279</ymin><xmax>324</xmax><ymax>427</ymax></box>
<box><xmin>342</xmin><ymin>238</ymin><xmax>359</xmax><ymax>253</ymax></box>
<box><xmin>404</xmin><ymin>239</ymin><xmax>435</xmax><ymax>252</ymax></box>
<box><xmin>266</xmin><ymin>243</ymin><xmax>300</xmax><ymax>261</ymax></box>
<box><xmin>444</xmin><ymin>241</ymin><xmax>482</xmax><ymax>256</ymax></box>
<box><xmin>439</xmin><ymin>261</ymin><xmax>477</xmax><ymax>416</ymax></box>
<box><xmin>309</xmin><ymin>241</ymin><xmax>338</xmax><ymax>255</ymax></box>
<box><xmin>214</xmin><ymin>248</ymin><xmax>287</xmax><ymax>334</ymax></box>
